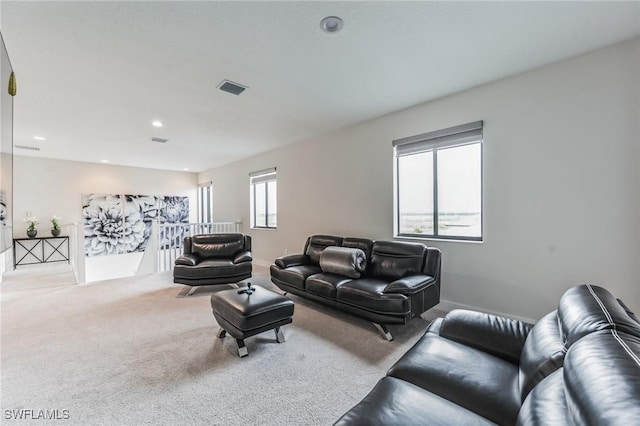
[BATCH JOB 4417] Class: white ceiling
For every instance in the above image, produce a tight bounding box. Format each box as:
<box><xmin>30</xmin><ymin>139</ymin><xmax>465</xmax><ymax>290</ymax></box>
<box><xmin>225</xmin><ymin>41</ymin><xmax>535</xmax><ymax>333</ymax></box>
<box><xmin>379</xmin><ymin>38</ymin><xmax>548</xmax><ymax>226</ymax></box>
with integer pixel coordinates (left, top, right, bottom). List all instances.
<box><xmin>2</xmin><ymin>1</ymin><xmax>639</xmax><ymax>173</ymax></box>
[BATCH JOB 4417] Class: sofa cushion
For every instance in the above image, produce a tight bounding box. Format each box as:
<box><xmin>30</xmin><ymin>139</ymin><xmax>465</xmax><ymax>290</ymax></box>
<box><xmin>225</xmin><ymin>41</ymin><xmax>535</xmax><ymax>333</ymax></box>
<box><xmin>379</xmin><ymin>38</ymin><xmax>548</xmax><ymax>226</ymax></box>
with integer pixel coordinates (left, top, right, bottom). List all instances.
<box><xmin>337</xmin><ymin>279</ymin><xmax>409</xmax><ymax>315</ymax></box>
<box><xmin>564</xmin><ymin>330</ymin><xmax>640</xmax><ymax>425</ymax></box>
<box><xmin>305</xmin><ymin>235</ymin><xmax>344</xmax><ymax>265</ymax></box>
<box><xmin>269</xmin><ymin>264</ymin><xmax>321</xmax><ymax>291</ymax></box>
<box><xmin>387</xmin><ymin>332</ymin><xmax>521</xmax><ymax>425</ymax></box>
<box><xmin>319</xmin><ymin>246</ymin><xmax>366</xmax><ymax>279</ymax></box>
<box><xmin>369</xmin><ymin>240</ymin><xmax>426</xmax><ymax>281</ymax></box>
<box><xmin>558</xmin><ymin>284</ymin><xmax>640</xmax><ymax>346</ymax></box>
<box><xmin>334</xmin><ymin>377</ymin><xmax>495</xmax><ymax>426</ymax></box>
<box><xmin>519</xmin><ymin>310</ymin><xmax>566</xmax><ymax>400</ymax></box>
<box><xmin>174</xmin><ymin>259</ymin><xmax>251</xmax><ymax>279</ymax></box>
<box><xmin>191</xmin><ymin>233</ymin><xmax>245</xmax><ymax>258</ymax></box>
<box><xmin>437</xmin><ymin>309</ymin><xmax>532</xmax><ymax>365</ymax></box>
<box><xmin>306</xmin><ymin>273</ymin><xmax>353</xmax><ymax>300</ymax></box>
<box><xmin>618</xmin><ymin>298</ymin><xmax>640</xmax><ymax>324</ymax></box>
<box><xmin>516</xmin><ymin>369</ymin><xmax>568</xmax><ymax>426</ymax></box>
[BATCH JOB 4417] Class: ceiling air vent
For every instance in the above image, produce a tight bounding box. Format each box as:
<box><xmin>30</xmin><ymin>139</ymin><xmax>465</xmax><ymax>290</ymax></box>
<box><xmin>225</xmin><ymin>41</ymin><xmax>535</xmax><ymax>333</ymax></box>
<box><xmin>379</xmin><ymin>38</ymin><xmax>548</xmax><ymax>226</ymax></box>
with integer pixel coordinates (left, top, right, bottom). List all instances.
<box><xmin>151</xmin><ymin>137</ymin><xmax>168</xmax><ymax>143</ymax></box>
<box><xmin>15</xmin><ymin>144</ymin><xmax>40</xmax><ymax>151</ymax></box>
<box><xmin>218</xmin><ymin>80</ymin><xmax>247</xmax><ymax>95</ymax></box>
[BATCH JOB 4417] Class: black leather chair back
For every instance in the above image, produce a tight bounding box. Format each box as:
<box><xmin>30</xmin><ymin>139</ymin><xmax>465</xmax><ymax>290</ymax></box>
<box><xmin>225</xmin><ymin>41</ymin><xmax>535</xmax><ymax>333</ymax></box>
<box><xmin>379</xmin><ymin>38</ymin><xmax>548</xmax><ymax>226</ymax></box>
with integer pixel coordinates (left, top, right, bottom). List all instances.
<box><xmin>189</xmin><ymin>233</ymin><xmax>248</xmax><ymax>258</ymax></box>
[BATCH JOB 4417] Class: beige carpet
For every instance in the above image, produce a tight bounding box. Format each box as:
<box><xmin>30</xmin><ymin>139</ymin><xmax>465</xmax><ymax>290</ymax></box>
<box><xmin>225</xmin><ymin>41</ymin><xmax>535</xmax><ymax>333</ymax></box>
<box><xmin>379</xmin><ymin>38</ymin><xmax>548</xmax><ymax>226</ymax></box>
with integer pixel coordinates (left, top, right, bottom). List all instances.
<box><xmin>1</xmin><ymin>266</ymin><xmax>445</xmax><ymax>425</ymax></box>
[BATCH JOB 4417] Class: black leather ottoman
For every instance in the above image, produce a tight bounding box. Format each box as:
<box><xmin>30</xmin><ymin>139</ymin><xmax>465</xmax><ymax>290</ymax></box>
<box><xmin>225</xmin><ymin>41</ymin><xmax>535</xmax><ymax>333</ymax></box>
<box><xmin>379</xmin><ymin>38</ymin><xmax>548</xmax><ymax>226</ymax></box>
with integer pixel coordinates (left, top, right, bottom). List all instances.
<box><xmin>210</xmin><ymin>284</ymin><xmax>294</xmax><ymax>357</ymax></box>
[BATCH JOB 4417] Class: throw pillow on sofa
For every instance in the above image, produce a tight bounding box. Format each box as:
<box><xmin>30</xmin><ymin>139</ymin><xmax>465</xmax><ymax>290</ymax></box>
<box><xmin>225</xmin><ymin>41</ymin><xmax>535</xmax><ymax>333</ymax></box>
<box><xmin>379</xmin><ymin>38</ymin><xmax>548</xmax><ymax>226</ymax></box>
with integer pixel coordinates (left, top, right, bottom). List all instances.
<box><xmin>319</xmin><ymin>246</ymin><xmax>366</xmax><ymax>279</ymax></box>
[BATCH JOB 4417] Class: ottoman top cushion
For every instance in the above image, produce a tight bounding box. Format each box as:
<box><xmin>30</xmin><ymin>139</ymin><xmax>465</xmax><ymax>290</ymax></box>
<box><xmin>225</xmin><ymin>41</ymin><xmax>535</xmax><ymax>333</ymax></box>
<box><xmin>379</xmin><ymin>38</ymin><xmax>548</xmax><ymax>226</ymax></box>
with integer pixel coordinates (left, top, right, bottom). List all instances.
<box><xmin>211</xmin><ymin>286</ymin><xmax>294</xmax><ymax>331</ymax></box>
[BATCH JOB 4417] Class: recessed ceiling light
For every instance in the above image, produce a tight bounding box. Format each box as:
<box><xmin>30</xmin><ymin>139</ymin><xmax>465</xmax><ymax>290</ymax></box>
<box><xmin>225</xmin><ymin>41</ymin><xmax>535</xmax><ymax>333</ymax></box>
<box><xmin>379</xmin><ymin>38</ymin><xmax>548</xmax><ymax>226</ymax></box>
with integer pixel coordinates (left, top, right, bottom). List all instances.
<box><xmin>33</xmin><ymin>136</ymin><xmax>46</xmax><ymax>141</ymax></box>
<box><xmin>320</xmin><ymin>16</ymin><xmax>343</xmax><ymax>34</ymax></box>
<box><xmin>183</xmin><ymin>168</ymin><xmax>190</xmax><ymax>171</ymax></box>
<box><xmin>101</xmin><ymin>159</ymin><xmax>109</xmax><ymax>163</ymax></box>
<box><xmin>152</xmin><ymin>120</ymin><xmax>163</xmax><ymax>127</ymax></box>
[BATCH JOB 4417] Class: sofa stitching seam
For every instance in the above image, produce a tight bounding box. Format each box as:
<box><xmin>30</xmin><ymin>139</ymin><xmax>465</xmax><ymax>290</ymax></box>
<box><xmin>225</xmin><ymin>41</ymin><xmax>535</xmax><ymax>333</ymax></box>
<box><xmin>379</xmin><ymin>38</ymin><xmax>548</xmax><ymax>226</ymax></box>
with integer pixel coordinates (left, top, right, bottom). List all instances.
<box><xmin>610</xmin><ymin>329</ymin><xmax>640</xmax><ymax>367</ymax></box>
<box><xmin>586</xmin><ymin>284</ymin><xmax>615</xmax><ymax>327</ymax></box>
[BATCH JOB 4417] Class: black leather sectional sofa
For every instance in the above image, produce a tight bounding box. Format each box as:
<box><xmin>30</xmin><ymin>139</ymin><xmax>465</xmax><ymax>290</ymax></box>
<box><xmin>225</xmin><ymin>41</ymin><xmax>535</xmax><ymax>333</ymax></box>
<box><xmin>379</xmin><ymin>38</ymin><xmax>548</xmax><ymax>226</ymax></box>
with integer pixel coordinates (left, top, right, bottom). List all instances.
<box><xmin>270</xmin><ymin>235</ymin><xmax>441</xmax><ymax>340</ymax></box>
<box><xmin>335</xmin><ymin>284</ymin><xmax>640</xmax><ymax>425</ymax></box>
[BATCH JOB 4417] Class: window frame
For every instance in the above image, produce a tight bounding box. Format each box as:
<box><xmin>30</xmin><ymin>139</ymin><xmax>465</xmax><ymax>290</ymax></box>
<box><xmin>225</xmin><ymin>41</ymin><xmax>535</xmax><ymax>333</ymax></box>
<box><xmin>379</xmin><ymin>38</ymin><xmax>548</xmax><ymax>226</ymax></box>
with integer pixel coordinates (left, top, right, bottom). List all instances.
<box><xmin>197</xmin><ymin>182</ymin><xmax>213</xmax><ymax>223</ymax></box>
<box><xmin>393</xmin><ymin>121</ymin><xmax>483</xmax><ymax>242</ymax></box>
<box><xmin>249</xmin><ymin>168</ymin><xmax>277</xmax><ymax>230</ymax></box>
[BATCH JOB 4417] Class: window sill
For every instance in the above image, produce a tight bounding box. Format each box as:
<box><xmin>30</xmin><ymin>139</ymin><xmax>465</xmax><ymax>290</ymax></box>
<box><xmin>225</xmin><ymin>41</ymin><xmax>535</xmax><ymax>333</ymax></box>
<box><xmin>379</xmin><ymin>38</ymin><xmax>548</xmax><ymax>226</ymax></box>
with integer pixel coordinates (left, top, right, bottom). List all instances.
<box><xmin>251</xmin><ymin>227</ymin><xmax>277</xmax><ymax>231</ymax></box>
<box><xmin>394</xmin><ymin>234</ymin><xmax>483</xmax><ymax>244</ymax></box>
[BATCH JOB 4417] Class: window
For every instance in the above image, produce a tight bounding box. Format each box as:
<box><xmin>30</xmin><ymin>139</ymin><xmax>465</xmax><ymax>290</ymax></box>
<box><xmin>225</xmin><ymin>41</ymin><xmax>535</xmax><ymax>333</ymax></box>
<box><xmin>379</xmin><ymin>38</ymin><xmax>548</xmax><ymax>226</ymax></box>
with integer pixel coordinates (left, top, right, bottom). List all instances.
<box><xmin>394</xmin><ymin>121</ymin><xmax>483</xmax><ymax>241</ymax></box>
<box><xmin>250</xmin><ymin>168</ymin><xmax>277</xmax><ymax>229</ymax></box>
<box><xmin>198</xmin><ymin>182</ymin><xmax>213</xmax><ymax>223</ymax></box>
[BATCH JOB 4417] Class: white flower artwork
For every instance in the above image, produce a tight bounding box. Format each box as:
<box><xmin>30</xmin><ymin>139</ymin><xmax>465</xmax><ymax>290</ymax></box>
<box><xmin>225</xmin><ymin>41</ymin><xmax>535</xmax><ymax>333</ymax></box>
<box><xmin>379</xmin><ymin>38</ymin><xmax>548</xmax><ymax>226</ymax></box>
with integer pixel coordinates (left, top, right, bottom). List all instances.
<box><xmin>0</xmin><ymin>191</ymin><xmax>7</xmax><ymax>226</ymax></box>
<box><xmin>158</xmin><ymin>196</ymin><xmax>189</xmax><ymax>249</ymax></box>
<box><xmin>124</xmin><ymin>195</ymin><xmax>158</xmax><ymax>253</ymax></box>
<box><xmin>83</xmin><ymin>193</ymin><xmax>189</xmax><ymax>256</ymax></box>
<box><xmin>82</xmin><ymin>194</ymin><xmax>125</xmax><ymax>256</ymax></box>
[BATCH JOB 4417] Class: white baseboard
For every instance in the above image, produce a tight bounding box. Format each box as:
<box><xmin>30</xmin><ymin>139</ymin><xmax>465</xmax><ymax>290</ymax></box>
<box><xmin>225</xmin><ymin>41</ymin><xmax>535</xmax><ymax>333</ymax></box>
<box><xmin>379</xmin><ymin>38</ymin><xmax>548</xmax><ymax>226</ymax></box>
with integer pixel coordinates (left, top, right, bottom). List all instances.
<box><xmin>437</xmin><ymin>299</ymin><xmax>536</xmax><ymax>324</ymax></box>
<box><xmin>255</xmin><ymin>258</ymin><xmax>537</xmax><ymax>324</ymax></box>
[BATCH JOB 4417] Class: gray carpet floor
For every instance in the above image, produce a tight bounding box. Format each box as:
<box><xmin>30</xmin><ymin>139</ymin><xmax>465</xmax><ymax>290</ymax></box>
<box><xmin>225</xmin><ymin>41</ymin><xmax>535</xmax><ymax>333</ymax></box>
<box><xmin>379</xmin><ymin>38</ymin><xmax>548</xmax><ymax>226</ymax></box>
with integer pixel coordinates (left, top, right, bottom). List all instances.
<box><xmin>1</xmin><ymin>266</ymin><xmax>445</xmax><ymax>425</ymax></box>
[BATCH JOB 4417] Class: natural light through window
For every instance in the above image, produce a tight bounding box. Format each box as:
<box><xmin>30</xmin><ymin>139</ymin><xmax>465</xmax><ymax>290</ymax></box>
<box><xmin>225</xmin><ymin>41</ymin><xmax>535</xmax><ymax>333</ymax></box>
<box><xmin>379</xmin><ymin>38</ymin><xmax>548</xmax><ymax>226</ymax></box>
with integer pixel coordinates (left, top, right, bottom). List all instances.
<box><xmin>198</xmin><ymin>182</ymin><xmax>213</xmax><ymax>223</ymax></box>
<box><xmin>250</xmin><ymin>168</ymin><xmax>277</xmax><ymax>229</ymax></box>
<box><xmin>394</xmin><ymin>121</ymin><xmax>483</xmax><ymax>241</ymax></box>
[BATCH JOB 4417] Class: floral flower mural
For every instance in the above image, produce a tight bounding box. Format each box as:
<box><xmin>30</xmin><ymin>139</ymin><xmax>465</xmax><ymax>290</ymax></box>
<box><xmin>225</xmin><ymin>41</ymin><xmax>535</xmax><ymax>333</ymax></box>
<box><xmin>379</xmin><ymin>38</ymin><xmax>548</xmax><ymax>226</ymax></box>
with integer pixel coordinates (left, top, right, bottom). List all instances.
<box><xmin>0</xmin><ymin>192</ymin><xmax>6</xmax><ymax>226</ymax></box>
<box><xmin>83</xmin><ymin>193</ymin><xmax>189</xmax><ymax>256</ymax></box>
<box><xmin>124</xmin><ymin>195</ymin><xmax>158</xmax><ymax>253</ymax></box>
<box><xmin>159</xmin><ymin>196</ymin><xmax>189</xmax><ymax>249</ymax></box>
<box><xmin>82</xmin><ymin>194</ymin><xmax>125</xmax><ymax>256</ymax></box>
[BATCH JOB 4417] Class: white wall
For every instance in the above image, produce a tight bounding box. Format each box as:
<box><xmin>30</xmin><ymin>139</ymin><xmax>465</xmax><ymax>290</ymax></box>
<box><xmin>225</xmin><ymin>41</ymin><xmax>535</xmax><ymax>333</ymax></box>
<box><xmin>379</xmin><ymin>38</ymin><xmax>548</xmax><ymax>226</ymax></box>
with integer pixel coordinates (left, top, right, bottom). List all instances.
<box><xmin>200</xmin><ymin>38</ymin><xmax>640</xmax><ymax>320</ymax></box>
<box><xmin>13</xmin><ymin>156</ymin><xmax>198</xmax><ymax>282</ymax></box>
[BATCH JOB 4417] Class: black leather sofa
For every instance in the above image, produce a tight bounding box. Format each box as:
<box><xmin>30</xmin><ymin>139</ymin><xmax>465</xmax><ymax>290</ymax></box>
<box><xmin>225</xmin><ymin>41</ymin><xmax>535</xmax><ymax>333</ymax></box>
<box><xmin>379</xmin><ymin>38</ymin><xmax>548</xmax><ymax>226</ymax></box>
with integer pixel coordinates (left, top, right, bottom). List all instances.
<box><xmin>173</xmin><ymin>233</ymin><xmax>252</xmax><ymax>295</ymax></box>
<box><xmin>335</xmin><ymin>284</ymin><xmax>640</xmax><ymax>425</ymax></box>
<box><xmin>270</xmin><ymin>235</ymin><xmax>441</xmax><ymax>340</ymax></box>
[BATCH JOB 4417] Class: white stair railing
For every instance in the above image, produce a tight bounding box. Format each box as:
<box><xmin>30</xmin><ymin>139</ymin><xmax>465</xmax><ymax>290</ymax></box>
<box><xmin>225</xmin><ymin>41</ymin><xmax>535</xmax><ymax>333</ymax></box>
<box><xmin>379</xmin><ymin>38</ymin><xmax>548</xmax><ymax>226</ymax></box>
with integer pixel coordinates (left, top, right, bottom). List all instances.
<box><xmin>137</xmin><ymin>221</ymin><xmax>242</xmax><ymax>274</ymax></box>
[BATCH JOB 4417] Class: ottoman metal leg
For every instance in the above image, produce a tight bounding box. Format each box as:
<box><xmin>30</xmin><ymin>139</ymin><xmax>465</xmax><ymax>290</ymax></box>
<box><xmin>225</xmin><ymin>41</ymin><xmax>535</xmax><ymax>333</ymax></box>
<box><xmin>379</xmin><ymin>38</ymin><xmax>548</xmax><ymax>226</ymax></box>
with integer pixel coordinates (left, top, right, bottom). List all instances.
<box><xmin>217</xmin><ymin>328</ymin><xmax>227</xmax><ymax>338</ymax></box>
<box><xmin>275</xmin><ymin>327</ymin><xmax>286</xmax><ymax>343</ymax></box>
<box><xmin>236</xmin><ymin>339</ymin><xmax>248</xmax><ymax>358</ymax></box>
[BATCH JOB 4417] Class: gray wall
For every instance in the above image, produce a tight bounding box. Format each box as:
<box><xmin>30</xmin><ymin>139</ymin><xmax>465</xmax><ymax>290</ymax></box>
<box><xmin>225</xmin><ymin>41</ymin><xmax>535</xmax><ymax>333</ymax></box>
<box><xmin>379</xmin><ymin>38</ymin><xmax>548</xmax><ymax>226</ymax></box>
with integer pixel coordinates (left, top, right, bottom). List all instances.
<box><xmin>201</xmin><ymin>39</ymin><xmax>640</xmax><ymax>321</ymax></box>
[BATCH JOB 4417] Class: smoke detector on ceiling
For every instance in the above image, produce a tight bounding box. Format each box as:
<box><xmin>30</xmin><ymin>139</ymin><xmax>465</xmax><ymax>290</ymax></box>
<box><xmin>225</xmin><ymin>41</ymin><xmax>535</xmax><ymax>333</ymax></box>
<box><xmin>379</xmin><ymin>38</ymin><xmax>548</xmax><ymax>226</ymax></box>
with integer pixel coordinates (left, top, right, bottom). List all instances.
<box><xmin>218</xmin><ymin>80</ymin><xmax>248</xmax><ymax>95</ymax></box>
<box><xmin>320</xmin><ymin>16</ymin><xmax>344</xmax><ymax>33</ymax></box>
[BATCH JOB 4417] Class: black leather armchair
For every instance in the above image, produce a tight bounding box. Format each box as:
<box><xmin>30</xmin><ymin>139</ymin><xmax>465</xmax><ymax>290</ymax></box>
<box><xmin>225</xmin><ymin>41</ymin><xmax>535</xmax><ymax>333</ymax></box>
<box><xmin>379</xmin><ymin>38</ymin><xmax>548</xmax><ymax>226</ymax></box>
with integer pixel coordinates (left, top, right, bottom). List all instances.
<box><xmin>173</xmin><ymin>233</ymin><xmax>252</xmax><ymax>296</ymax></box>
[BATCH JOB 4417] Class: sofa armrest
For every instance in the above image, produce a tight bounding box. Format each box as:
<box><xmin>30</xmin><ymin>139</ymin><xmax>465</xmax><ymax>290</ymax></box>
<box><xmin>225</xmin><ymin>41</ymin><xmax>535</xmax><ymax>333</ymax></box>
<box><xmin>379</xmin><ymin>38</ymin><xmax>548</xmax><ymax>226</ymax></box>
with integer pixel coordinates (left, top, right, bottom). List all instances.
<box><xmin>383</xmin><ymin>275</ymin><xmax>435</xmax><ymax>294</ymax></box>
<box><xmin>438</xmin><ymin>309</ymin><xmax>534</xmax><ymax>365</ymax></box>
<box><xmin>175</xmin><ymin>254</ymin><xmax>200</xmax><ymax>266</ymax></box>
<box><xmin>233</xmin><ymin>251</ymin><xmax>252</xmax><ymax>264</ymax></box>
<box><xmin>274</xmin><ymin>254</ymin><xmax>309</xmax><ymax>269</ymax></box>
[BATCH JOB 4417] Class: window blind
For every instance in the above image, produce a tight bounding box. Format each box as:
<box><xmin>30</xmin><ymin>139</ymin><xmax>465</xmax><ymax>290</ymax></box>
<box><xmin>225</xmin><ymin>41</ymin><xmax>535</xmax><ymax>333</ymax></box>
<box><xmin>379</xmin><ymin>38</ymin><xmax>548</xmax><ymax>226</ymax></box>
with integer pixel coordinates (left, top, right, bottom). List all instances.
<box><xmin>249</xmin><ymin>167</ymin><xmax>276</xmax><ymax>184</ymax></box>
<box><xmin>393</xmin><ymin>121</ymin><xmax>483</xmax><ymax>157</ymax></box>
